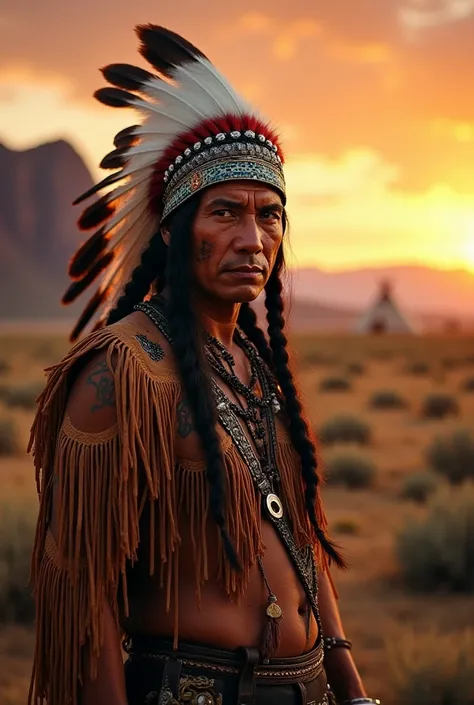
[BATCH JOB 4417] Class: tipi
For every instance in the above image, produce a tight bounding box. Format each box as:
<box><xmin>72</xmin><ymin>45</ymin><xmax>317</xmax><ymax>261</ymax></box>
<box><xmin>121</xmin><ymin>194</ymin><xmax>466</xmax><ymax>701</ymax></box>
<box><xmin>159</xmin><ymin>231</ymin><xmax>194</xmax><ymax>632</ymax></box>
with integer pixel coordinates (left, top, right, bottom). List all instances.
<box><xmin>354</xmin><ymin>281</ymin><xmax>416</xmax><ymax>334</ymax></box>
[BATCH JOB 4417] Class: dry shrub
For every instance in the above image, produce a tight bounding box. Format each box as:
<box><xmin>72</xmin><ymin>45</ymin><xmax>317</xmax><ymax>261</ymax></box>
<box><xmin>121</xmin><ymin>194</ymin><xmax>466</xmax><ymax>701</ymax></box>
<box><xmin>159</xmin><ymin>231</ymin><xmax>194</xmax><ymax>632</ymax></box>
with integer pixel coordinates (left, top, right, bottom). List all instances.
<box><xmin>405</xmin><ymin>361</ymin><xmax>430</xmax><ymax>376</ymax></box>
<box><xmin>421</xmin><ymin>392</ymin><xmax>459</xmax><ymax>420</ymax></box>
<box><xmin>442</xmin><ymin>356</ymin><xmax>463</xmax><ymax>370</ymax></box>
<box><xmin>369</xmin><ymin>389</ymin><xmax>407</xmax><ymax>410</ymax></box>
<box><xmin>325</xmin><ymin>451</ymin><xmax>376</xmax><ymax>489</ymax></box>
<box><xmin>319</xmin><ymin>414</ymin><xmax>371</xmax><ymax>446</ymax></box>
<box><xmin>427</xmin><ymin>429</ymin><xmax>474</xmax><ymax>485</ymax></box>
<box><xmin>396</xmin><ymin>485</ymin><xmax>474</xmax><ymax>593</ymax></box>
<box><xmin>319</xmin><ymin>376</ymin><xmax>351</xmax><ymax>392</ymax></box>
<box><xmin>332</xmin><ymin>518</ymin><xmax>360</xmax><ymax>535</ymax></box>
<box><xmin>346</xmin><ymin>361</ymin><xmax>365</xmax><ymax>376</ymax></box>
<box><xmin>303</xmin><ymin>351</ymin><xmax>335</xmax><ymax>367</ymax></box>
<box><xmin>389</xmin><ymin>628</ymin><xmax>474</xmax><ymax>705</ymax></box>
<box><xmin>461</xmin><ymin>376</ymin><xmax>474</xmax><ymax>392</ymax></box>
<box><xmin>0</xmin><ymin>498</ymin><xmax>37</xmax><ymax>624</ymax></box>
<box><xmin>369</xmin><ymin>348</ymin><xmax>394</xmax><ymax>361</ymax></box>
<box><xmin>400</xmin><ymin>472</ymin><xmax>438</xmax><ymax>504</ymax></box>
<box><xmin>0</xmin><ymin>381</ymin><xmax>44</xmax><ymax>410</ymax></box>
<box><xmin>0</xmin><ymin>417</ymin><xmax>21</xmax><ymax>457</ymax></box>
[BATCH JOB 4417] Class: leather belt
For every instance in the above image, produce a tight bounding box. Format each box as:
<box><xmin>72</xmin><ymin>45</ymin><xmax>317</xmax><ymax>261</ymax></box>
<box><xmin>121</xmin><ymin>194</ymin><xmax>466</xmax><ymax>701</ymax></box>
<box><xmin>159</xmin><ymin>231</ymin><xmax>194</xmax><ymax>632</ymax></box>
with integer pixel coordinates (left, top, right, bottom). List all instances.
<box><xmin>124</xmin><ymin>636</ymin><xmax>325</xmax><ymax>684</ymax></box>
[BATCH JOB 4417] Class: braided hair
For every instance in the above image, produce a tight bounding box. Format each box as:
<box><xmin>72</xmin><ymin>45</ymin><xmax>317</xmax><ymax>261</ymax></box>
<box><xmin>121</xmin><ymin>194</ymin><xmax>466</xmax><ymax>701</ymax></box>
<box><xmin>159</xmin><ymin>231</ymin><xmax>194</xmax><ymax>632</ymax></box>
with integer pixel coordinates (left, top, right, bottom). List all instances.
<box><xmin>164</xmin><ymin>197</ymin><xmax>240</xmax><ymax>569</ymax></box>
<box><xmin>106</xmin><ymin>231</ymin><xmax>167</xmax><ymax>325</ymax></box>
<box><xmin>105</xmin><ymin>196</ymin><xmax>342</xmax><ymax>568</ymax></box>
<box><xmin>263</xmin><ymin>248</ymin><xmax>346</xmax><ymax>568</ymax></box>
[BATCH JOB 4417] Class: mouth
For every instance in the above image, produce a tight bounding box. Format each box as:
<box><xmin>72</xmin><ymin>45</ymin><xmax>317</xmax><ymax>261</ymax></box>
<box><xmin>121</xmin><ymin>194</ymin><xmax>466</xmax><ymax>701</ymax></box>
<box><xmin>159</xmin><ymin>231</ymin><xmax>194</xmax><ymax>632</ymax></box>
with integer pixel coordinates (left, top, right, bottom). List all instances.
<box><xmin>228</xmin><ymin>265</ymin><xmax>263</xmax><ymax>274</ymax></box>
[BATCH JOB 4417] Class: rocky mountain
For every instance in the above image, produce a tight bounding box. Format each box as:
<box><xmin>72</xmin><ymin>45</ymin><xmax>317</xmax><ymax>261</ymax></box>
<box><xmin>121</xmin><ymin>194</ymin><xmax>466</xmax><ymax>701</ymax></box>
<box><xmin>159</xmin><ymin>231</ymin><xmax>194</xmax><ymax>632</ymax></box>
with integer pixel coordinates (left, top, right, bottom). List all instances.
<box><xmin>1</xmin><ymin>139</ymin><xmax>473</xmax><ymax>331</ymax></box>
<box><xmin>0</xmin><ymin>140</ymin><xmax>93</xmax><ymax>319</ymax></box>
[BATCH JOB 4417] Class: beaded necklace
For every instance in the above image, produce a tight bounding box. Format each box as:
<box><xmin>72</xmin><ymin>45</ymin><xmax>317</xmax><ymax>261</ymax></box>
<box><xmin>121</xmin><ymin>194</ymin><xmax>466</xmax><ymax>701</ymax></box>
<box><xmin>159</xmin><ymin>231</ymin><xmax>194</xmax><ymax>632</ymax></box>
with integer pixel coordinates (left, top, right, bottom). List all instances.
<box><xmin>137</xmin><ymin>295</ymin><xmax>318</xmax><ymax>659</ymax></box>
<box><xmin>204</xmin><ymin>328</ymin><xmax>286</xmax><ymax>655</ymax></box>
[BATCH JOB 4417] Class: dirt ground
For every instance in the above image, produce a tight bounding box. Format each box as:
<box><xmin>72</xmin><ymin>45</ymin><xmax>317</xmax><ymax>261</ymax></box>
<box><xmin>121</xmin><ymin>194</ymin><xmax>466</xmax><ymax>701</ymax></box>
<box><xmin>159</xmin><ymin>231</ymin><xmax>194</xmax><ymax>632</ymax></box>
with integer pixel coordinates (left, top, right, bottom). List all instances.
<box><xmin>1</xmin><ymin>330</ymin><xmax>474</xmax><ymax>704</ymax></box>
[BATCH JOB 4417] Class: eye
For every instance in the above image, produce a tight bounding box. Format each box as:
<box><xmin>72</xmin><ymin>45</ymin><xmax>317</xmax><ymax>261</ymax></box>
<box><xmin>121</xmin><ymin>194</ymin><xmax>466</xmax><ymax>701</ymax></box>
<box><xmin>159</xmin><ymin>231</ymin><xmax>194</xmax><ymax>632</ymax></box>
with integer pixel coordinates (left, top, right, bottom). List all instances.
<box><xmin>213</xmin><ymin>209</ymin><xmax>233</xmax><ymax>217</ymax></box>
<box><xmin>261</xmin><ymin>210</ymin><xmax>281</xmax><ymax>221</ymax></box>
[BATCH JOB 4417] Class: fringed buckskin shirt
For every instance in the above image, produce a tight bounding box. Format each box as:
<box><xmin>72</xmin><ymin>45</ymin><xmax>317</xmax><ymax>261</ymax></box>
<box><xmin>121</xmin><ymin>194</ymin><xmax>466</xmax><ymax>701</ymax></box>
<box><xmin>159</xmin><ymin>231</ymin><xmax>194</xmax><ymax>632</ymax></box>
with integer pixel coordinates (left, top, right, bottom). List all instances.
<box><xmin>28</xmin><ymin>316</ymin><xmax>330</xmax><ymax>705</ymax></box>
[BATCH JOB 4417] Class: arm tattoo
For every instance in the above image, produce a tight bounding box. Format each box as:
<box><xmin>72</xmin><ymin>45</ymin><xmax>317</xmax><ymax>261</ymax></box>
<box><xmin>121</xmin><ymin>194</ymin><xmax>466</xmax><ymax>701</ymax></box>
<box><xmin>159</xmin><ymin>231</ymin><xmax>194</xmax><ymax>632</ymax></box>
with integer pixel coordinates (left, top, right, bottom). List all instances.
<box><xmin>87</xmin><ymin>359</ymin><xmax>116</xmax><ymax>411</ymax></box>
<box><xmin>177</xmin><ymin>398</ymin><xmax>195</xmax><ymax>438</ymax></box>
<box><xmin>196</xmin><ymin>240</ymin><xmax>213</xmax><ymax>262</ymax></box>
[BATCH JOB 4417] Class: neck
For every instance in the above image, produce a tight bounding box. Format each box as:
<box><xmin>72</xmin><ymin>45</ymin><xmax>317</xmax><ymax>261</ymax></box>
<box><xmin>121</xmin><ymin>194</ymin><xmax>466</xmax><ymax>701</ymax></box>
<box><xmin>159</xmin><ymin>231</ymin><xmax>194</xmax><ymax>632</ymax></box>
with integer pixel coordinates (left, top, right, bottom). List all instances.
<box><xmin>160</xmin><ymin>287</ymin><xmax>241</xmax><ymax>347</ymax></box>
<box><xmin>197</xmin><ymin>297</ymin><xmax>240</xmax><ymax>348</ymax></box>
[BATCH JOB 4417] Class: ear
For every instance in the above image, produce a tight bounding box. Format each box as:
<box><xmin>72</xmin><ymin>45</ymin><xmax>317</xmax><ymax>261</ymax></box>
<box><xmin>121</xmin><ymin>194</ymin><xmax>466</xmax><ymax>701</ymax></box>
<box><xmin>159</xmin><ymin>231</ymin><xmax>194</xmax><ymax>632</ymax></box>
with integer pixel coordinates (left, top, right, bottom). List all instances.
<box><xmin>160</xmin><ymin>224</ymin><xmax>171</xmax><ymax>246</ymax></box>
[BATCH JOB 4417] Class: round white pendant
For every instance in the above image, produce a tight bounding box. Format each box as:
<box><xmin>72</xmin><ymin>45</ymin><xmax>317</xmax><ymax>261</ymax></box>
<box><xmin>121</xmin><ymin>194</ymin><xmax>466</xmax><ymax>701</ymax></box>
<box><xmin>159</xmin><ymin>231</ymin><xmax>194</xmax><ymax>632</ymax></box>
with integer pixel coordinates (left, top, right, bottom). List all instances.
<box><xmin>266</xmin><ymin>493</ymin><xmax>284</xmax><ymax>519</ymax></box>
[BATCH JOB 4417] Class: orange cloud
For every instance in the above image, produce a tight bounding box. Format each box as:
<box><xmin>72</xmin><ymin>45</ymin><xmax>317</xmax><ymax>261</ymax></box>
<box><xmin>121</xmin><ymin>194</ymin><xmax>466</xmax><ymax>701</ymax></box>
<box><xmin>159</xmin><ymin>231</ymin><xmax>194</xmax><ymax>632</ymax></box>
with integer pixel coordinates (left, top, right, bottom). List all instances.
<box><xmin>430</xmin><ymin>118</ymin><xmax>474</xmax><ymax>143</ymax></box>
<box><xmin>2</xmin><ymin>0</ymin><xmax>474</xmax><ymax>197</ymax></box>
<box><xmin>329</xmin><ymin>41</ymin><xmax>393</xmax><ymax>64</ymax></box>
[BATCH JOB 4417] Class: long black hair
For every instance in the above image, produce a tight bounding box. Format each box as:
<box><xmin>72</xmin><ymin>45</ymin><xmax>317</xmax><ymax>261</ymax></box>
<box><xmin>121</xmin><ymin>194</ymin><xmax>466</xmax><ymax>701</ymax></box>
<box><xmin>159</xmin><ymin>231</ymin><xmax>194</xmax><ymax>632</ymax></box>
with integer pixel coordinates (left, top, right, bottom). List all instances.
<box><xmin>106</xmin><ymin>193</ymin><xmax>344</xmax><ymax>568</ymax></box>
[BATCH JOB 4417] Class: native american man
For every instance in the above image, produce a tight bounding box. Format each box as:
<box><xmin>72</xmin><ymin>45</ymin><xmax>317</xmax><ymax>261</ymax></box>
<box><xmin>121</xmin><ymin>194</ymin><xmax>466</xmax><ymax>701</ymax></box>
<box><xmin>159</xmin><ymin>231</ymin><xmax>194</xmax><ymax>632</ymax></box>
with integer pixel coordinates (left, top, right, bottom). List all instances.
<box><xmin>28</xmin><ymin>25</ymin><xmax>380</xmax><ymax>705</ymax></box>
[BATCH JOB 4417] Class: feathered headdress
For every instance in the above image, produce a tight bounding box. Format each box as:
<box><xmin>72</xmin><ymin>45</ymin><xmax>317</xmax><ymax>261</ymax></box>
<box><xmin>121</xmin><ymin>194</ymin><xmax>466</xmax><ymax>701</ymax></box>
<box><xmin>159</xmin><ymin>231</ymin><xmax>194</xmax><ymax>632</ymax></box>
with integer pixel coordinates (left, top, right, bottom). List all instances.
<box><xmin>64</xmin><ymin>25</ymin><xmax>286</xmax><ymax>340</ymax></box>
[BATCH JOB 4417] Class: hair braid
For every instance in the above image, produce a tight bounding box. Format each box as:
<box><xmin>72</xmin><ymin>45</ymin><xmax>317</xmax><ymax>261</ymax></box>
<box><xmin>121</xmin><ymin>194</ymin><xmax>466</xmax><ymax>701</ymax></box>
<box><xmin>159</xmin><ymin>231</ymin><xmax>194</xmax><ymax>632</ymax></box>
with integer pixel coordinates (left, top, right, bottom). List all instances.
<box><xmin>106</xmin><ymin>230</ymin><xmax>167</xmax><ymax>325</ymax></box>
<box><xmin>237</xmin><ymin>303</ymin><xmax>274</xmax><ymax>370</ymax></box>
<box><xmin>165</xmin><ymin>197</ymin><xmax>240</xmax><ymax>570</ymax></box>
<box><xmin>264</xmin><ymin>262</ymin><xmax>346</xmax><ymax>568</ymax></box>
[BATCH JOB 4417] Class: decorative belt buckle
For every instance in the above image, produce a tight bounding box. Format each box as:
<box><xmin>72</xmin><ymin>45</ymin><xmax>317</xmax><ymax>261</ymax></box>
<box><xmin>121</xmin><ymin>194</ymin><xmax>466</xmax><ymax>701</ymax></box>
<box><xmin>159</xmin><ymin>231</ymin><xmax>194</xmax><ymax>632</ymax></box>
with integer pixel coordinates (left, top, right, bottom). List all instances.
<box><xmin>161</xmin><ymin>675</ymin><xmax>223</xmax><ymax>705</ymax></box>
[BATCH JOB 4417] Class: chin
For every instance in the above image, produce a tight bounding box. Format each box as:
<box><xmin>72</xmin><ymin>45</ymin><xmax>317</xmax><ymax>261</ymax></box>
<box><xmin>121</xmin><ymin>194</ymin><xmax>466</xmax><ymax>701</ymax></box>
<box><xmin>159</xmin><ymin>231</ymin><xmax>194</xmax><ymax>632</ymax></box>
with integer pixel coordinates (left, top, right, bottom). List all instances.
<box><xmin>226</xmin><ymin>284</ymin><xmax>263</xmax><ymax>303</ymax></box>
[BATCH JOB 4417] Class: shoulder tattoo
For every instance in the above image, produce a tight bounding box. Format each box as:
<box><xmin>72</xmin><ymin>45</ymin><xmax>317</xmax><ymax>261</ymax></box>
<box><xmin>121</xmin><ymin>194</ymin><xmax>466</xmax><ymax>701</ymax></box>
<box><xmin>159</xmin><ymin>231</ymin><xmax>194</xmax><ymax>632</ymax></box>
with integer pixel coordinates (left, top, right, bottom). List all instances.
<box><xmin>177</xmin><ymin>397</ymin><xmax>195</xmax><ymax>438</ymax></box>
<box><xmin>86</xmin><ymin>359</ymin><xmax>116</xmax><ymax>411</ymax></box>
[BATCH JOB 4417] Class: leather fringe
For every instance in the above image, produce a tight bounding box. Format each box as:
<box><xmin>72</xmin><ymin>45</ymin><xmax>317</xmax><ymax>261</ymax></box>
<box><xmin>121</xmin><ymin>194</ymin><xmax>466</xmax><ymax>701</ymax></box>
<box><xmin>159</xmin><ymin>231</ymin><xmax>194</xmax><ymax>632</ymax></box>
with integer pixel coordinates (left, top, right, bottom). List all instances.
<box><xmin>27</xmin><ymin>322</ymin><xmax>331</xmax><ymax>705</ymax></box>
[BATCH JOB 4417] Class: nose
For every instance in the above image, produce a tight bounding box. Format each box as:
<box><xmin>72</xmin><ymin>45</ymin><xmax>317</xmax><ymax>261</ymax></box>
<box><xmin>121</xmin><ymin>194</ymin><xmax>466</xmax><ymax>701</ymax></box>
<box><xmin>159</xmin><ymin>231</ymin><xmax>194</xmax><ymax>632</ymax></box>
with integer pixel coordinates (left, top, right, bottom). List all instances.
<box><xmin>233</xmin><ymin>215</ymin><xmax>263</xmax><ymax>255</ymax></box>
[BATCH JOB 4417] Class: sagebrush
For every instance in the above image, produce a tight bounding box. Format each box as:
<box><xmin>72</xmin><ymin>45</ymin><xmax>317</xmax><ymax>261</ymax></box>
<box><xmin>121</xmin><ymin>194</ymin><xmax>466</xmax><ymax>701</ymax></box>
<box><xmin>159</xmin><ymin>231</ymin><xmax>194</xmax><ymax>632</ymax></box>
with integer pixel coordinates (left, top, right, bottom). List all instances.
<box><xmin>319</xmin><ymin>376</ymin><xmax>351</xmax><ymax>392</ymax></box>
<box><xmin>421</xmin><ymin>392</ymin><xmax>459</xmax><ymax>419</ymax></box>
<box><xmin>0</xmin><ymin>499</ymin><xmax>37</xmax><ymax>624</ymax></box>
<box><xmin>461</xmin><ymin>376</ymin><xmax>474</xmax><ymax>392</ymax></box>
<box><xmin>405</xmin><ymin>361</ymin><xmax>430</xmax><ymax>376</ymax></box>
<box><xmin>400</xmin><ymin>472</ymin><xmax>438</xmax><ymax>504</ymax></box>
<box><xmin>0</xmin><ymin>417</ymin><xmax>21</xmax><ymax>456</ymax></box>
<box><xmin>0</xmin><ymin>381</ymin><xmax>44</xmax><ymax>410</ymax></box>
<box><xmin>426</xmin><ymin>429</ymin><xmax>474</xmax><ymax>485</ymax></box>
<box><xmin>369</xmin><ymin>389</ymin><xmax>407</xmax><ymax>410</ymax></box>
<box><xmin>325</xmin><ymin>451</ymin><xmax>376</xmax><ymax>489</ymax></box>
<box><xmin>319</xmin><ymin>414</ymin><xmax>371</xmax><ymax>446</ymax></box>
<box><xmin>396</xmin><ymin>486</ymin><xmax>474</xmax><ymax>593</ymax></box>
<box><xmin>388</xmin><ymin>628</ymin><xmax>474</xmax><ymax>705</ymax></box>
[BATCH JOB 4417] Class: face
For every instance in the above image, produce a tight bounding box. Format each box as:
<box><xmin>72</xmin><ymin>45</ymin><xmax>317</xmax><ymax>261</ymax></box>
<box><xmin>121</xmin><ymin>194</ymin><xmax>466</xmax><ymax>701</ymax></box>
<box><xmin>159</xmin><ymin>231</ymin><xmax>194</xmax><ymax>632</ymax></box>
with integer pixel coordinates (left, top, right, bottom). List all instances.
<box><xmin>184</xmin><ymin>181</ymin><xmax>285</xmax><ymax>304</ymax></box>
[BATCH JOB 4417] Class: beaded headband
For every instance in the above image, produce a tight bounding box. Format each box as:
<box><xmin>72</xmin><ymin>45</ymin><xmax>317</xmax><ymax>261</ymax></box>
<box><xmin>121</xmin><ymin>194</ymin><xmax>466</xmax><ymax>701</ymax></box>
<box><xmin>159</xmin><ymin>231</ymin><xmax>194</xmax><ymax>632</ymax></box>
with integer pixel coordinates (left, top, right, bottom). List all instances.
<box><xmin>162</xmin><ymin>134</ymin><xmax>285</xmax><ymax>220</ymax></box>
<box><xmin>64</xmin><ymin>25</ymin><xmax>286</xmax><ymax>340</ymax></box>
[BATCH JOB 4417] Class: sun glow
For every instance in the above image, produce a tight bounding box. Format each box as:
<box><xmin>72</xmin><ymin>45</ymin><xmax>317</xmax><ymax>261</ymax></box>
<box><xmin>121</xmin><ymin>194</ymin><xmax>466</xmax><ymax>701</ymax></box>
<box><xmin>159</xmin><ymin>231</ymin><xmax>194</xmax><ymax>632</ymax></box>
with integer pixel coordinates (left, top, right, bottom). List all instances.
<box><xmin>462</xmin><ymin>235</ymin><xmax>474</xmax><ymax>271</ymax></box>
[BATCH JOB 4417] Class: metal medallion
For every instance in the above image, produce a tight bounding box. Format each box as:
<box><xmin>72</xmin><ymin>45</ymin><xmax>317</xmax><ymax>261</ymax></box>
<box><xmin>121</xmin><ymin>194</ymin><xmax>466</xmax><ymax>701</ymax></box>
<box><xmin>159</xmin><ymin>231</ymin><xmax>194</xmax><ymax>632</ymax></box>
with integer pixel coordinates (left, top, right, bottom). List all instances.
<box><xmin>266</xmin><ymin>602</ymin><xmax>283</xmax><ymax>619</ymax></box>
<box><xmin>190</xmin><ymin>171</ymin><xmax>203</xmax><ymax>192</ymax></box>
<box><xmin>266</xmin><ymin>493</ymin><xmax>284</xmax><ymax>519</ymax></box>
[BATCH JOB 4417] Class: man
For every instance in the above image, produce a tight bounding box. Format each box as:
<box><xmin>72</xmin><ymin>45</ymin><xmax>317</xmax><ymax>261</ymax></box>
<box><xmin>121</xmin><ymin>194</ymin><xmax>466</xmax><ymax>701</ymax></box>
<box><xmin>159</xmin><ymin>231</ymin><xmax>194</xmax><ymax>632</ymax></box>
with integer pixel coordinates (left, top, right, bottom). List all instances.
<box><xmin>29</xmin><ymin>25</ymin><xmax>380</xmax><ymax>705</ymax></box>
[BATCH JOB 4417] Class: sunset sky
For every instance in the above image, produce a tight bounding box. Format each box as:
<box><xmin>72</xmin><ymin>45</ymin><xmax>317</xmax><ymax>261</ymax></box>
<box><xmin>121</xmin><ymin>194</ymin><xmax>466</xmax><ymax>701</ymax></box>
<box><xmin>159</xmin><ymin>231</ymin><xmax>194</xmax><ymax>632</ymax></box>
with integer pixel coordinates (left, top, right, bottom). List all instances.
<box><xmin>2</xmin><ymin>0</ymin><xmax>474</xmax><ymax>271</ymax></box>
